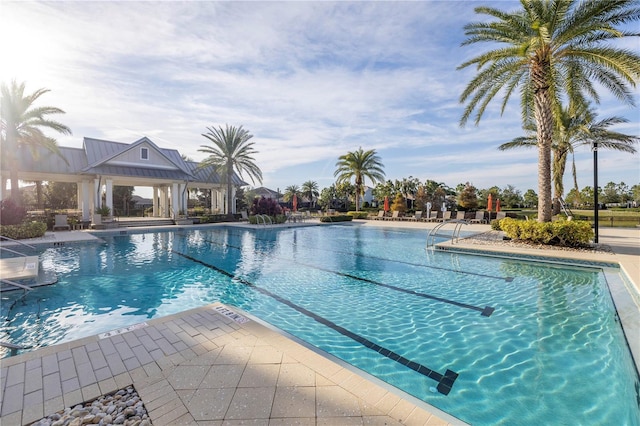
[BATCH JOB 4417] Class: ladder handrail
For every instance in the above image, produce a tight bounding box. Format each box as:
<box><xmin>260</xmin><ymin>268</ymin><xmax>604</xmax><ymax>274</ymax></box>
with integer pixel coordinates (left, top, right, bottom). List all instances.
<box><xmin>0</xmin><ymin>279</ymin><xmax>33</xmax><ymax>291</ymax></box>
<box><xmin>0</xmin><ymin>236</ymin><xmax>36</xmax><ymax>250</ymax></box>
<box><xmin>427</xmin><ymin>219</ymin><xmax>469</xmax><ymax>247</ymax></box>
<box><xmin>0</xmin><ymin>247</ymin><xmax>30</xmax><ymax>257</ymax></box>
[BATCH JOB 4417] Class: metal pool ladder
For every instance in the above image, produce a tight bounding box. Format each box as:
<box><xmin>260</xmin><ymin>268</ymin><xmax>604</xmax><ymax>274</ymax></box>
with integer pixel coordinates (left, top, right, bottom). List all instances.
<box><xmin>426</xmin><ymin>219</ymin><xmax>469</xmax><ymax>248</ymax></box>
<box><xmin>255</xmin><ymin>214</ymin><xmax>272</xmax><ymax>226</ymax></box>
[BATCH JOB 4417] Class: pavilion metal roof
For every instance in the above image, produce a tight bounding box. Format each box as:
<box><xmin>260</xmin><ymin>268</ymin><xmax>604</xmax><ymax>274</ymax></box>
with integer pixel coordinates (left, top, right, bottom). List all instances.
<box><xmin>9</xmin><ymin>137</ymin><xmax>248</xmax><ymax>187</ymax></box>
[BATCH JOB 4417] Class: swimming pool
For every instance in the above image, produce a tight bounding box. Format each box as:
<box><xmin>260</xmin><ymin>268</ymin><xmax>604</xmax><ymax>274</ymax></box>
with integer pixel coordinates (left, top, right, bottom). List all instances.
<box><xmin>1</xmin><ymin>225</ymin><xmax>638</xmax><ymax>425</ymax></box>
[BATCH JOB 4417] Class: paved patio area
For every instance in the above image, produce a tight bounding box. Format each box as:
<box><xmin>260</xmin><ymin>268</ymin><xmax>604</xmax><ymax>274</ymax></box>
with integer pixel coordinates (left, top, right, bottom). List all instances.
<box><xmin>1</xmin><ymin>220</ymin><xmax>638</xmax><ymax>425</ymax></box>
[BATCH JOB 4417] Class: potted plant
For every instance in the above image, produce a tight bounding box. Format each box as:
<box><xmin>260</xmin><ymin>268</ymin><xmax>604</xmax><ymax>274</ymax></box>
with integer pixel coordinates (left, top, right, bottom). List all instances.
<box><xmin>92</xmin><ymin>205</ymin><xmax>111</xmax><ymax>228</ymax></box>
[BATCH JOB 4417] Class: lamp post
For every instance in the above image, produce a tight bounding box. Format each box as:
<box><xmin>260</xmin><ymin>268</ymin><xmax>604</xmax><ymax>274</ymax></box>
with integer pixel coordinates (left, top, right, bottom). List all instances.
<box><xmin>593</xmin><ymin>141</ymin><xmax>599</xmax><ymax>244</ymax></box>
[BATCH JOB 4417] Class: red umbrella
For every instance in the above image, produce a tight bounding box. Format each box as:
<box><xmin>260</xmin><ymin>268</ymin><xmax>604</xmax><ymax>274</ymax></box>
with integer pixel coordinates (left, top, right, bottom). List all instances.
<box><xmin>293</xmin><ymin>194</ymin><xmax>298</xmax><ymax>212</ymax></box>
<box><xmin>487</xmin><ymin>193</ymin><xmax>493</xmax><ymax>212</ymax></box>
<box><xmin>383</xmin><ymin>196</ymin><xmax>389</xmax><ymax>212</ymax></box>
<box><xmin>495</xmin><ymin>198</ymin><xmax>501</xmax><ymax>212</ymax></box>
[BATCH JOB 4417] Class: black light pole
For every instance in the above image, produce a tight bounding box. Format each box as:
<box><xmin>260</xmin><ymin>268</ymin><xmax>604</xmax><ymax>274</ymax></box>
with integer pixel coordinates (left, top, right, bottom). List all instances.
<box><xmin>593</xmin><ymin>141</ymin><xmax>599</xmax><ymax>244</ymax></box>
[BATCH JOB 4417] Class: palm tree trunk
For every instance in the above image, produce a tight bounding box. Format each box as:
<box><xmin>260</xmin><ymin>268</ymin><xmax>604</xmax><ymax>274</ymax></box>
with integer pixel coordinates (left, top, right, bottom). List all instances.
<box><xmin>226</xmin><ymin>168</ymin><xmax>234</xmax><ymax>220</ymax></box>
<box><xmin>532</xmin><ymin>58</ymin><xmax>553</xmax><ymax>223</ymax></box>
<box><xmin>552</xmin><ymin>149</ymin><xmax>568</xmax><ymax>215</ymax></box>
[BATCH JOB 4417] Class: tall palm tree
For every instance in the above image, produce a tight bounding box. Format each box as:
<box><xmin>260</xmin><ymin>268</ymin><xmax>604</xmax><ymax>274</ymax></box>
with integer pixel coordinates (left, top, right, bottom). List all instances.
<box><xmin>199</xmin><ymin>125</ymin><xmax>262</xmax><ymax>219</ymax></box>
<box><xmin>283</xmin><ymin>185</ymin><xmax>301</xmax><ymax>203</ymax></box>
<box><xmin>334</xmin><ymin>147</ymin><xmax>385</xmax><ymax>211</ymax></box>
<box><xmin>1</xmin><ymin>80</ymin><xmax>72</xmax><ymax>205</ymax></box>
<box><xmin>301</xmin><ymin>180</ymin><xmax>319</xmax><ymax>209</ymax></box>
<box><xmin>499</xmin><ymin>103</ymin><xmax>638</xmax><ymax>213</ymax></box>
<box><xmin>458</xmin><ymin>0</ymin><xmax>640</xmax><ymax>222</ymax></box>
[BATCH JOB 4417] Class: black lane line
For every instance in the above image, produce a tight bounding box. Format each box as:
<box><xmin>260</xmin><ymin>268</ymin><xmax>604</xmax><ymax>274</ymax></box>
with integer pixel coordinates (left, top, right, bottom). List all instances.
<box><xmin>203</xmin><ymin>238</ymin><xmax>495</xmax><ymax>317</ymax></box>
<box><xmin>172</xmin><ymin>249</ymin><xmax>459</xmax><ymax>395</ymax></box>
<box><xmin>222</xmin><ymin>229</ymin><xmax>514</xmax><ymax>283</ymax></box>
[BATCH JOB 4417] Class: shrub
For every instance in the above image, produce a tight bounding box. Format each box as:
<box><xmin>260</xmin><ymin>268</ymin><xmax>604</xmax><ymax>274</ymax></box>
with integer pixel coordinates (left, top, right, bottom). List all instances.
<box><xmin>500</xmin><ymin>217</ymin><xmax>593</xmax><ymax>247</ymax></box>
<box><xmin>0</xmin><ymin>198</ymin><xmax>27</xmax><ymax>225</ymax></box>
<box><xmin>250</xmin><ymin>196</ymin><xmax>283</xmax><ymax>216</ymax></box>
<box><xmin>347</xmin><ymin>211</ymin><xmax>368</xmax><ymax>219</ymax></box>
<box><xmin>319</xmin><ymin>215</ymin><xmax>353</xmax><ymax>223</ymax></box>
<box><xmin>490</xmin><ymin>218</ymin><xmax>502</xmax><ymax>231</ymax></box>
<box><xmin>0</xmin><ymin>221</ymin><xmax>47</xmax><ymax>240</ymax></box>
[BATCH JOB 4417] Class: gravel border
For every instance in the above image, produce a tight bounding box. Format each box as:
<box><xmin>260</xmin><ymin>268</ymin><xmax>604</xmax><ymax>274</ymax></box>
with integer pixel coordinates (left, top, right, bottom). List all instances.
<box><xmin>29</xmin><ymin>386</ymin><xmax>151</xmax><ymax>426</ymax></box>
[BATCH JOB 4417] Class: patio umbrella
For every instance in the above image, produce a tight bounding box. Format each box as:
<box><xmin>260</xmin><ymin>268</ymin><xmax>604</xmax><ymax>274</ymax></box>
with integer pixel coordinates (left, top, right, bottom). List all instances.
<box><xmin>495</xmin><ymin>198</ymin><xmax>501</xmax><ymax>212</ymax></box>
<box><xmin>383</xmin><ymin>196</ymin><xmax>389</xmax><ymax>212</ymax></box>
<box><xmin>293</xmin><ymin>194</ymin><xmax>298</xmax><ymax>212</ymax></box>
<box><xmin>487</xmin><ymin>193</ymin><xmax>493</xmax><ymax>212</ymax></box>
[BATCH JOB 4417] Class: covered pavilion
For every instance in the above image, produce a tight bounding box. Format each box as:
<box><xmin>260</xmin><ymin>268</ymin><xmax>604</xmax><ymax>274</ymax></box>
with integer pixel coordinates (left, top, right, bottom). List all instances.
<box><xmin>0</xmin><ymin>136</ymin><xmax>247</xmax><ymax>222</ymax></box>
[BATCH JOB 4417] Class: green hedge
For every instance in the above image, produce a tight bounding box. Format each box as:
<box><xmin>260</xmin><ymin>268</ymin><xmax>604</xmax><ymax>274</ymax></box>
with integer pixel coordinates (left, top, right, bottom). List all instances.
<box><xmin>0</xmin><ymin>221</ymin><xmax>47</xmax><ymax>240</ymax></box>
<box><xmin>320</xmin><ymin>215</ymin><xmax>354</xmax><ymax>223</ymax></box>
<box><xmin>346</xmin><ymin>211</ymin><xmax>369</xmax><ymax>219</ymax></box>
<box><xmin>499</xmin><ymin>218</ymin><xmax>594</xmax><ymax>247</ymax></box>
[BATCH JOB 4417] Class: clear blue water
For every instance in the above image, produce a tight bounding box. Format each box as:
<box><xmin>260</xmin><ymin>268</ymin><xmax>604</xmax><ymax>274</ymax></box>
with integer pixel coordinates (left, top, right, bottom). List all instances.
<box><xmin>1</xmin><ymin>225</ymin><xmax>638</xmax><ymax>425</ymax></box>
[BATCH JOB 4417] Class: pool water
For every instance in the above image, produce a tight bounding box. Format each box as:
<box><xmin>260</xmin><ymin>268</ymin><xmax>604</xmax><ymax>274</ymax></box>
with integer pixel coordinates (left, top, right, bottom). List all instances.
<box><xmin>1</xmin><ymin>226</ymin><xmax>638</xmax><ymax>425</ymax></box>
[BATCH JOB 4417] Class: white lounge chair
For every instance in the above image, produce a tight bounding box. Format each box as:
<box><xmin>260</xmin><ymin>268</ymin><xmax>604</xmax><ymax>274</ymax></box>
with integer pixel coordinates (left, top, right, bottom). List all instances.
<box><xmin>240</xmin><ymin>210</ymin><xmax>249</xmax><ymax>221</ymax></box>
<box><xmin>470</xmin><ymin>211</ymin><xmax>487</xmax><ymax>224</ymax></box>
<box><xmin>455</xmin><ymin>211</ymin><xmax>466</xmax><ymax>220</ymax></box>
<box><xmin>370</xmin><ymin>210</ymin><xmax>385</xmax><ymax>220</ymax></box>
<box><xmin>53</xmin><ymin>214</ymin><xmax>71</xmax><ymax>231</ymax></box>
<box><xmin>384</xmin><ymin>211</ymin><xmax>400</xmax><ymax>221</ymax></box>
<box><xmin>405</xmin><ymin>211</ymin><xmax>422</xmax><ymax>221</ymax></box>
<box><xmin>425</xmin><ymin>211</ymin><xmax>438</xmax><ymax>222</ymax></box>
<box><xmin>436</xmin><ymin>211</ymin><xmax>452</xmax><ymax>222</ymax></box>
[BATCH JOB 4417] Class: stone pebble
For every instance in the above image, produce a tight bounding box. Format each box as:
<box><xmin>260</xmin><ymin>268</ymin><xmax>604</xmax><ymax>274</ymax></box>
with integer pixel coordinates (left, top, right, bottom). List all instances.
<box><xmin>29</xmin><ymin>385</ymin><xmax>152</xmax><ymax>426</ymax></box>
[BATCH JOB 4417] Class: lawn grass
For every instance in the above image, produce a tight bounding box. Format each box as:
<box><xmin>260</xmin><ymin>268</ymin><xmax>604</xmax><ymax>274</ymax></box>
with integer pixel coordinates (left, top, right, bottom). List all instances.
<box><xmin>503</xmin><ymin>208</ymin><xmax>640</xmax><ymax>227</ymax></box>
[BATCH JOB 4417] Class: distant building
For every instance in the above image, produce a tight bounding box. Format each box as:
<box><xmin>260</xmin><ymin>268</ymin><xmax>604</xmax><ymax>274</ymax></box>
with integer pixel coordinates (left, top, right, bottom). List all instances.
<box><xmin>252</xmin><ymin>187</ymin><xmax>281</xmax><ymax>201</ymax></box>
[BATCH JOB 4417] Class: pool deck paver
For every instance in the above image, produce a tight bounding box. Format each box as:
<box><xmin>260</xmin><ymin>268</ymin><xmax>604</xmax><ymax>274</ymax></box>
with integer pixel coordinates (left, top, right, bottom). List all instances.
<box><xmin>1</xmin><ymin>220</ymin><xmax>638</xmax><ymax>425</ymax></box>
<box><xmin>1</xmin><ymin>301</ymin><xmax>459</xmax><ymax>425</ymax></box>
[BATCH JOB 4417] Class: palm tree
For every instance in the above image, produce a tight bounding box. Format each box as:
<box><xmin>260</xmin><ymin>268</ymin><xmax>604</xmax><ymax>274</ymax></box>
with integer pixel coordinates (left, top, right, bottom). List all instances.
<box><xmin>301</xmin><ymin>180</ymin><xmax>319</xmax><ymax>209</ymax></box>
<box><xmin>499</xmin><ymin>103</ymin><xmax>638</xmax><ymax>213</ymax></box>
<box><xmin>283</xmin><ymin>185</ymin><xmax>301</xmax><ymax>203</ymax></box>
<box><xmin>334</xmin><ymin>147</ymin><xmax>385</xmax><ymax>211</ymax></box>
<box><xmin>458</xmin><ymin>0</ymin><xmax>640</xmax><ymax>222</ymax></box>
<box><xmin>199</xmin><ymin>125</ymin><xmax>263</xmax><ymax>219</ymax></box>
<box><xmin>1</xmin><ymin>80</ymin><xmax>72</xmax><ymax>205</ymax></box>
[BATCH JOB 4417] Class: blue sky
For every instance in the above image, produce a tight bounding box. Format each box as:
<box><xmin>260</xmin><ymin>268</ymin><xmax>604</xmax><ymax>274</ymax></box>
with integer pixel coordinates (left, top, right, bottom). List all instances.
<box><xmin>2</xmin><ymin>1</ymin><xmax>638</xmax><ymax>198</ymax></box>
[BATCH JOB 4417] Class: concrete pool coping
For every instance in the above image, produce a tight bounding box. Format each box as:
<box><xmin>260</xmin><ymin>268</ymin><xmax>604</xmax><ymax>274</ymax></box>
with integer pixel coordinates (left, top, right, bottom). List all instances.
<box><xmin>1</xmin><ymin>220</ymin><xmax>638</xmax><ymax>425</ymax></box>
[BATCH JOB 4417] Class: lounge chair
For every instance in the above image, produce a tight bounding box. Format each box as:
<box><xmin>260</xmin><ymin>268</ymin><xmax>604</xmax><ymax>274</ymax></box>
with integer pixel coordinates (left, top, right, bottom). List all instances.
<box><xmin>240</xmin><ymin>210</ymin><xmax>249</xmax><ymax>222</ymax></box>
<box><xmin>455</xmin><ymin>211</ymin><xmax>466</xmax><ymax>220</ymax></box>
<box><xmin>425</xmin><ymin>211</ymin><xmax>438</xmax><ymax>222</ymax></box>
<box><xmin>405</xmin><ymin>211</ymin><xmax>422</xmax><ymax>221</ymax></box>
<box><xmin>53</xmin><ymin>214</ymin><xmax>71</xmax><ymax>231</ymax></box>
<box><xmin>496</xmin><ymin>211</ymin><xmax>506</xmax><ymax>220</ymax></box>
<box><xmin>470</xmin><ymin>211</ymin><xmax>487</xmax><ymax>224</ymax></box>
<box><xmin>436</xmin><ymin>211</ymin><xmax>452</xmax><ymax>222</ymax></box>
<box><xmin>384</xmin><ymin>211</ymin><xmax>399</xmax><ymax>221</ymax></box>
<box><xmin>370</xmin><ymin>210</ymin><xmax>385</xmax><ymax>220</ymax></box>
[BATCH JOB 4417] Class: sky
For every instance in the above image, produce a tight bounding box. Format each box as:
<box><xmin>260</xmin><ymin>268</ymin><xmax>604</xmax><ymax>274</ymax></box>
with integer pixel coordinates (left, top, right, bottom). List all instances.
<box><xmin>1</xmin><ymin>0</ymin><xmax>638</xmax><ymax>199</ymax></box>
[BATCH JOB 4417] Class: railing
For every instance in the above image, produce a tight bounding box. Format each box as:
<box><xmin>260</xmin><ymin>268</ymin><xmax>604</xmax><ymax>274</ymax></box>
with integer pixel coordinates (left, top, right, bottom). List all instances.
<box><xmin>426</xmin><ymin>219</ymin><xmax>469</xmax><ymax>247</ymax></box>
<box><xmin>0</xmin><ymin>236</ymin><xmax>36</xmax><ymax>257</ymax></box>
<box><xmin>255</xmin><ymin>214</ymin><xmax>273</xmax><ymax>226</ymax></box>
<box><xmin>559</xmin><ymin>197</ymin><xmax>574</xmax><ymax>218</ymax></box>
<box><xmin>1</xmin><ymin>279</ymin><xmax>33</xmax><ymax>291</ymax></box>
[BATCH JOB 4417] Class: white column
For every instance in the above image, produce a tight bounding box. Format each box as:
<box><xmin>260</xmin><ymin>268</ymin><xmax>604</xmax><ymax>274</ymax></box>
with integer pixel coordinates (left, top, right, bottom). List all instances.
<box><xmin>171</xmin><ymin>182</ymin><xmax>180</xmax><ymax>218</ymax></box>
<box><xmin>153</xmin><ymin>186</ymin><xmax>159</xmax><ymax>217</ymax></box>
<box><xmin>161</xmin><ymin>186</ymin><xmax>169</xmax><ymax>218</ymax></box>
<box><xmin>94</xmin><ymin>178</ymin><xmax>101</xmax><ymax>210</ymax></box>
<box><xmin>231</xmin><ymin>187</ymin><xmax>237</xmax><ymax>214</ymax></box>
<box><xmin>0</xmin><ymin>177</ymin><xmax>5</xmax><ymax>200</ymax></box>
<box><xmin>181</xmin><ymin>183</ymin><xmax>188</xmax><ymax>215</ymax></box>
<box><xmin>81</xmin><ymin>180</ymin><xmax>91</xmax><ymax>221</ymax></box>
<box><xmin>209</xmin><ymin>188</ymin><xmax>218</xmax><ymax>213</ymax></box>
<box><xmin>105</xmin><ymin>179</ymin><xmax>113</xmax><ymax>215</ymax></box>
